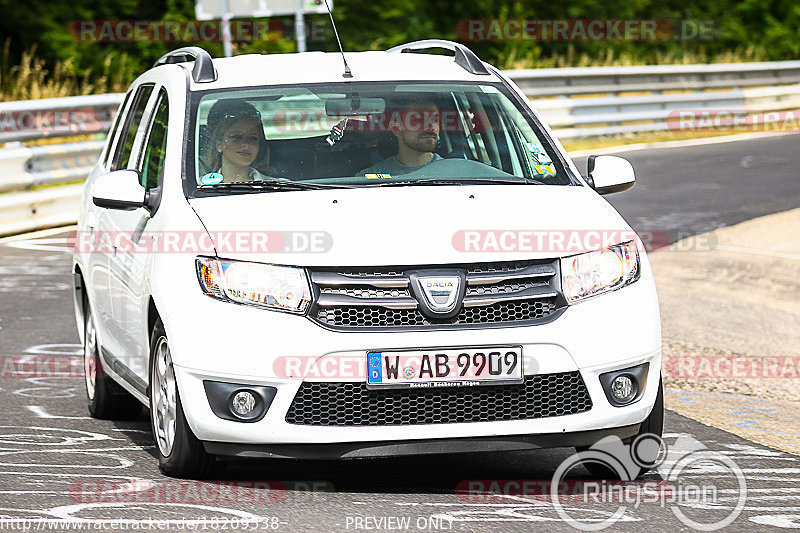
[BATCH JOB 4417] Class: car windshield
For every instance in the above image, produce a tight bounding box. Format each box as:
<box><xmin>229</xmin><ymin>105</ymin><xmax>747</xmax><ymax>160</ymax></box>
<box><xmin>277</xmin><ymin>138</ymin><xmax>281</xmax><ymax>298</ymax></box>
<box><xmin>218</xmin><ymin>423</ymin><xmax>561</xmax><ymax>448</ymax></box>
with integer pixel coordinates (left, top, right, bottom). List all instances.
<box><xmin>187</xmin><ymin>82</ymin><xmax>573</xmax><ymax>194</ymax></box>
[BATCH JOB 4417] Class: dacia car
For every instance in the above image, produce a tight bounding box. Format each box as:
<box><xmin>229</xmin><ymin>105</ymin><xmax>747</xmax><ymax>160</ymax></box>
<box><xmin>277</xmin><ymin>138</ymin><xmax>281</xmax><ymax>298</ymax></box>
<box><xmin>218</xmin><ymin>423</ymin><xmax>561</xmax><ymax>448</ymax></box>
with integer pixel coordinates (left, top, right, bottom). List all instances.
<box><xmin>72</xmin><ymin>41</ymin><xmax>662</xmax><ymax>478</ymax></box>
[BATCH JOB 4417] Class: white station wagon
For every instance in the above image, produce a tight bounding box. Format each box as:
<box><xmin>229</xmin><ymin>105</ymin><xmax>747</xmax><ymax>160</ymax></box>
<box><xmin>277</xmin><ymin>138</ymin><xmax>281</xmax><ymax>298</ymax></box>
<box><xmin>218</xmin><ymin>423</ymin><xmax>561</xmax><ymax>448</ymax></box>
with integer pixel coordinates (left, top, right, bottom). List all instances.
<box><xmin>72</xmin><ymin>42</ymin><xmax>663</xmax><ymax>478</ymax></box>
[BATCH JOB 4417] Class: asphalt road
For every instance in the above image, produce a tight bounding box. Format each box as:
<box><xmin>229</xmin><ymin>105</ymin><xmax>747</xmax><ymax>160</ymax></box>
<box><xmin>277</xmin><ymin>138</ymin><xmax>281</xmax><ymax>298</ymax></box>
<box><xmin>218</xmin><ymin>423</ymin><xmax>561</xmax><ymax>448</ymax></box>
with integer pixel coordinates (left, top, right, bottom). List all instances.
<box><xmin>0</xmin><ymin>133</ymin><xmax>799</xmax><ymax>531</ymax></box>
<box><xmin>576</xmin><ymin>132</ymin><xmax>800</xmax><ymax>243</ymax></box>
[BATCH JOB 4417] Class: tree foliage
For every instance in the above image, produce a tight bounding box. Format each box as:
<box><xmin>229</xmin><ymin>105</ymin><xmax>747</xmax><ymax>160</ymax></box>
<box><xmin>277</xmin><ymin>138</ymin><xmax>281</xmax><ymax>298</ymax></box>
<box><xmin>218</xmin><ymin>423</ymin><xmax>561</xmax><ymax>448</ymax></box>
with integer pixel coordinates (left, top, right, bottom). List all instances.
<box><xmin>0</xmin><ymin>0</ymin><xmax>797</xmax><ymax>87</ymax></box>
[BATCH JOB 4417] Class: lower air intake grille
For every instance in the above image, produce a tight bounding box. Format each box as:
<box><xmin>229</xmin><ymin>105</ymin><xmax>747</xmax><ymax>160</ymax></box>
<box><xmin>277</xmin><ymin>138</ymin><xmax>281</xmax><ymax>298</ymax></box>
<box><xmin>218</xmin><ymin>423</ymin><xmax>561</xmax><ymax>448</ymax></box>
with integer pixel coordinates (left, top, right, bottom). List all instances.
<box><xmin>285</xmin><ymin>371</ymin><xmax>592</xmax><ymax>426</ymax></box>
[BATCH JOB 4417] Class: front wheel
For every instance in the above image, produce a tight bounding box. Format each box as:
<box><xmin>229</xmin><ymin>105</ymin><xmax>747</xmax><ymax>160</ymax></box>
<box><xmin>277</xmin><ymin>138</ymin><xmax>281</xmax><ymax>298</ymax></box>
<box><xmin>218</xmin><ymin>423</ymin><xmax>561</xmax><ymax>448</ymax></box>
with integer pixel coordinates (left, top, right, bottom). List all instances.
<box><xmin>576</xmin><ymin>376</ymin><xmax>664</xmax><ymax>480</ymax></box>
<box><xmin>149</xmin><ymin>318</ymin><xmax>215</xmax><ymax>478</ymax></box>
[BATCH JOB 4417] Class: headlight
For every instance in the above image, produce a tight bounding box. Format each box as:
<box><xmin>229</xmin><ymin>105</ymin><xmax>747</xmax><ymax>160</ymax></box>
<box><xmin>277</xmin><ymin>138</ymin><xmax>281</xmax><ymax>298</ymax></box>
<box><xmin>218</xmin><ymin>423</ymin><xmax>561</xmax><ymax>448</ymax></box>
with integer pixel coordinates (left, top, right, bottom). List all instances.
<box><xmin>196</xmin><ymin>257</ymin><xmax>312</xmax><ymax>314</ymax></box>
<box><xmin>560</xmin><ymin>241</ymin><xmax>640</xmax><ymax>304</ymax></box>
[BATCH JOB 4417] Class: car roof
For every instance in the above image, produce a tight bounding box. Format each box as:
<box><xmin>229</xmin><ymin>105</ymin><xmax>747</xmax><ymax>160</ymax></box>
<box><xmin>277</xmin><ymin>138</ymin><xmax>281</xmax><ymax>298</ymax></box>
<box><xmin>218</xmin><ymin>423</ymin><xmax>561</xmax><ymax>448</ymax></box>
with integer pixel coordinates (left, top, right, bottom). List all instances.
<box><xmin>164</xmin><ymin>50</ymin><xmax>500</xmax><ymax>91</ymax></box>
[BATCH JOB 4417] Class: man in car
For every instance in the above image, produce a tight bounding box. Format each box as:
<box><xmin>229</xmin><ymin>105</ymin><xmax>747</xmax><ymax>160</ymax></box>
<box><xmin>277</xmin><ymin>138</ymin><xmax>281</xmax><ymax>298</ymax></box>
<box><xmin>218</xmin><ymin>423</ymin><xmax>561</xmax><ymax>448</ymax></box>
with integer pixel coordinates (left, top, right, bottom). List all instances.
<box><xmin>358</xmin><ymin>96</ymin><xmax>442</xmax><ymax>176</ymax></box>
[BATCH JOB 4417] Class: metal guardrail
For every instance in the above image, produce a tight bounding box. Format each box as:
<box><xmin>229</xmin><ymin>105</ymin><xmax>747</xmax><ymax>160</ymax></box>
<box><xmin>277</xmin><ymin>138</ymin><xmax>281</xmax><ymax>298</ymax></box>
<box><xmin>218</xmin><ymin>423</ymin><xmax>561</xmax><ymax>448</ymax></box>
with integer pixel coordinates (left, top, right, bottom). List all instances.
<box><xmin>507</xmin><ymin>60</ymin><xmax>800</xmax><ymax>97</ymax></box>
<box><xmin>0</xmin><ymin>184</ymin><xmax>83</xmax><ymax>237</ymax></box>
<box><xmin>0</xmin><ymin>93</ymin><xmax>123</xmax><ymax>144</ymax></box>
<box><xmin>508</xmin><ymin>61</ymin><xmax>800</xmax><ymax>138</ymax></box>
<box><xmin>0</xmin><ymin>140</ymin><xmax>106</xmax><ymax>193</ymax></box>
<box><xmin>1</xmin><ymin>60</ymin><xmax>799</xmax><ymax>236</ymax></box>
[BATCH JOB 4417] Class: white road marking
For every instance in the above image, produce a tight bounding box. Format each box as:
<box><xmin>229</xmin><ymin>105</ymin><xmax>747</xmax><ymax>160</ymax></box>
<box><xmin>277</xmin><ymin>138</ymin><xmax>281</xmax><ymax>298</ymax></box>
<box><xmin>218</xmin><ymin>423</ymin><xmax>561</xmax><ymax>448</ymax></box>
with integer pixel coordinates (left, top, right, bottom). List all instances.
<box><xmin>14</xmin><ymin>387</ymin><xmax>78</xmax><ymax>398</ymax></box>
<box><xmin>749</xmin><ymin>514</ymin><xmax>800</xmax><ymax>527</ymax></box>
<box><xmin>0</xmin><ymin>425</ymin><xmax>115</xmax><ymax>446</ymax></box>
<box><xmin>0</xmin><ymin>450</ymin><xmax>134</xmax><ymax>469</ymax></box>
<box><xmin>25</xmin><ymin>405</ymin><xmax>93</xmax><ymax>420</ymax></box>
<box><xmin>3</xmin><ymin>237</ymin><xmax>73</xmax><ymax>253</ymax></box>
<box><xmin>45</xmin><ymin>502</ymin><xmax>276</xmax><ymax>523</ymax></box>
<box><xmin>24</xmin><ymin>344</ymin><xmax>82</xmax><ymax>356</ymax></box>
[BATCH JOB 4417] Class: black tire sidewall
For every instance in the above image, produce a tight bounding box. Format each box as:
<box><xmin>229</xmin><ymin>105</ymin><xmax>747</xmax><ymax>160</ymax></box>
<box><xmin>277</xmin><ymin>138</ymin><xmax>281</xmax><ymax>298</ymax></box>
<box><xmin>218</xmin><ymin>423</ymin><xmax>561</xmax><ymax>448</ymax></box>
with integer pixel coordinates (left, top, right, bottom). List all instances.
<box><xmin>84</xmin><ymin>303</ymin><xmax>112</xmax><ymax>417</ymax></box>
<box><xmin>577</xmin><ymin>374</ymin><xmax>664</xmax><ymax>479</ymax></box>
<box><xmin>148</xmin><ymin>319</ymin><xmax>212</xmax><ymax>478</ymax></box>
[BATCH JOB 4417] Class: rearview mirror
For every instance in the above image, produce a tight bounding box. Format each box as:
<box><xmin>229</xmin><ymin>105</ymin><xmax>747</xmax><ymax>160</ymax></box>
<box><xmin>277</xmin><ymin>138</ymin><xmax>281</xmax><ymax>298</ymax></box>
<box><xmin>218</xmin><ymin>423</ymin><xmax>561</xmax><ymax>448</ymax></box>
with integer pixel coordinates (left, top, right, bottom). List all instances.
<box><xmin>325</xmin><ymin>97</ymin><xmax>386</xmax><ymax>116</ymax></box>
<box><xmin>587</xmin><ymin>155</ymin><xmax>635</xmax><ymax>195</ymax></box>
<box><xmin>92</xmin><ymin>170</ymin><xmax>145</xmax><ymax>210</ymax></box>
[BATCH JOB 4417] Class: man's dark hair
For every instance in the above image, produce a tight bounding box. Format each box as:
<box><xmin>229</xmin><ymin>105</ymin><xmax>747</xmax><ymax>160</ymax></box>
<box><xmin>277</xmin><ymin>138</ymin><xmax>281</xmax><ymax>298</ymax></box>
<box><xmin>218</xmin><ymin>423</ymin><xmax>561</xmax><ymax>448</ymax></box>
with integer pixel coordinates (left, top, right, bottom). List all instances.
<box><xmin>389</xmin><ymin>94</ymin><xmax>439</xmax><ymax>111</ymax></box>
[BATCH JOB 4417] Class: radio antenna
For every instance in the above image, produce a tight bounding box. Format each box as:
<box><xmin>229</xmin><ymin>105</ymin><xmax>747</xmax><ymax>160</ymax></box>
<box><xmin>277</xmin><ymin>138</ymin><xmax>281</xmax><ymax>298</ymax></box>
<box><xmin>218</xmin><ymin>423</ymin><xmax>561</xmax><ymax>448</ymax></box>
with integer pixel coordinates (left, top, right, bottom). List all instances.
<box><xmin>322</xmin><ymin>0</ymin><xmax>352</xmax><ymax>78</ymax></box>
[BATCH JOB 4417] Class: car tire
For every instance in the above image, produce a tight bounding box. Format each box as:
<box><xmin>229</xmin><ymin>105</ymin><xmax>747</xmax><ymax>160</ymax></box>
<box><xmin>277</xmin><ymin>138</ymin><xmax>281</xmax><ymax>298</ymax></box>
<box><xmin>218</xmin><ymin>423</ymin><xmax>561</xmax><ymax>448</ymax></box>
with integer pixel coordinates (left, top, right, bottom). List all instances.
<box><xmin>149</xmin><ymin>318</ymin><xmax>216</xmax><ymax>479</ymax></box>
<box><xmin>576</xmin><ymin>375</ymin><xmax>664</xmax><ymax>480</ymax></box>
<box><xmin>83</xmin><ymin>301</ymin><xmax>143</xmax><ymax>420</ymax></box>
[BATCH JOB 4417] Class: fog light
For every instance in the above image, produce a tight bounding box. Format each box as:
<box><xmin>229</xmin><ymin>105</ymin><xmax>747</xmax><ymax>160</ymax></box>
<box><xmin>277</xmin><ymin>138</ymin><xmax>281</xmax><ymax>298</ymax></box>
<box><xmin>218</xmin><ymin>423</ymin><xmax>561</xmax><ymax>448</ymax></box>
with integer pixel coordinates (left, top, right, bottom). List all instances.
<box><xmin>203</xmin><ymin>381</ymin><xmax>276</xmax><ymax>423</ymax></box>
<box><xmin>611</xmin><ymin>375</ymin><xmax>635</xmax><ymax>402</ymax></box>
<box><xmin>599</xmin><ymin>363</ymin><xmax>649</xmax><ymax>407</ymax></box>
<box><xmin>231</xmin><ymin>390</ymin><xmax>257</xmax><ymax>416</ymax></box>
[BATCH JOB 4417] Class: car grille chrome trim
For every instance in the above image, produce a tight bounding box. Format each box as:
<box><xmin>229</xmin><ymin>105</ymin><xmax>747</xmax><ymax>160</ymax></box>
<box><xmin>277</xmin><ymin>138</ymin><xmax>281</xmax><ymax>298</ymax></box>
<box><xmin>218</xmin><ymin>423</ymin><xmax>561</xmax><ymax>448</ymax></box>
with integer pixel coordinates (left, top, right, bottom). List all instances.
<box><xmin>465</xmin><ymin>264</ymin><xmax>556</xmax><ymax>285</ymax></box>
<box><xmin>306</xmin><ymin>260</ymin><xmax>563</xmax><ymax>330</ymax></box>
<box><xmin>462</xmin><ymin>286</ymin><xmax>558</xmax><ymax>307</ymax></box>
<box><xmin>317</xmin><ymin>293</ymin><xmax>419</xmax><ymax>310</ymax></box>
<box><xmin>311</xmin><ymin>271</ymin><xmax>409</xmax><ymax>288</ymax></box>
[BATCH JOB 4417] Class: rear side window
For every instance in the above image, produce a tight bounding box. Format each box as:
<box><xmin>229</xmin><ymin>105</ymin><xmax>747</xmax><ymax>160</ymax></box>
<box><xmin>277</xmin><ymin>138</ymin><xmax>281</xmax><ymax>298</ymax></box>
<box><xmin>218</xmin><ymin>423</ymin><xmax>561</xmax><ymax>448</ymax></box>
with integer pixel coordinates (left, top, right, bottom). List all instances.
<box><xmin>139</xmin><ymin>90</ymin><xmax>169</xmax><ymax>190</ymax></box>
<box><xmin>111</xmin><ymin>84</ymin><xmax>154</xmax><ymax>171</ymax></box>
<box><xmin>102</xmin><ymin>91</ymin><xmax>132</xmax><ymax>168</ymax></box>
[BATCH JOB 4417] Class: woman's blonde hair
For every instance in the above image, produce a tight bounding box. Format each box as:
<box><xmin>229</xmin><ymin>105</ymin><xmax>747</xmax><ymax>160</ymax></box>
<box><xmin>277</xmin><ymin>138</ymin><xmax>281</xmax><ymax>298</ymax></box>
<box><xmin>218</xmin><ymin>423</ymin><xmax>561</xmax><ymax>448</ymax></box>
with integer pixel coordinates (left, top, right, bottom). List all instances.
<box><xmin>201</xmin><ymin>101</ymin><xmax>268</xmax><ymax>173</ymax></box>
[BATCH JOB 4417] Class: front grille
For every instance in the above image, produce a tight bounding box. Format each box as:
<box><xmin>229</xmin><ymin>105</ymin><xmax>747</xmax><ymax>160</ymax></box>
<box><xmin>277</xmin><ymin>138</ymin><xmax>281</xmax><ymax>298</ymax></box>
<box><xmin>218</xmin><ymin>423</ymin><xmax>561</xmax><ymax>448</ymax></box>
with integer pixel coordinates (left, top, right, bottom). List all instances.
<box><xmin>316</xmin><ymin>299</ymin><xmax>558</xmax><ymax>328</ymax></box>
<box><xmin>308</xmin><ymin>260</ymin><xmax>563</xmax><ymax>330</ymax></box>
<box><xmin>320</xmin><ymin>287</ymin><xmax>412</xmax><ymax>299</ymax></box>
<box><xmin>285</xmin><ymin>371</ymin><xmax>592</xmax><ymax>426</ymax></box>
<box><xmin>466</xmin><ymin>262</ymin><xmax>531</xmax><ymax>274</ymax></box>
<box><xmin>466</xmin><ymin>280</ymin><xmax>545</xmax><ymax>295</ymax></box>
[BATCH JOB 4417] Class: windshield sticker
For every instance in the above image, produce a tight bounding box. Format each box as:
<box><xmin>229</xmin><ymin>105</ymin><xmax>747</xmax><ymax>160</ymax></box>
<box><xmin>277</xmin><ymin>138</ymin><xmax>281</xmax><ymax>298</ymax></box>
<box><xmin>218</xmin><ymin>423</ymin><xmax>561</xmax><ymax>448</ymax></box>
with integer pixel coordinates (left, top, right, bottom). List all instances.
<box><xmin>365</xmin><ymin>174</ymin><xmax>392</xmax><ymax>180</ymax></box>
<box><xmin>479</xmin><ymin>85</ymin><xmax>500</xmax><ymax>94</ymax></box>
<box><xmin>199</xmin><ymin>172</ymin><xmax>224</xmax><ymax>185</ymax></box>
<box><xmin>526</xmin><ymin>142</ymin><xmax>553</xmax><ymax>165</ymax></box>
<box><xmin>534</xmin><ymin>164</ymin><xmax>556</xmax><ymax>176</ymax></box>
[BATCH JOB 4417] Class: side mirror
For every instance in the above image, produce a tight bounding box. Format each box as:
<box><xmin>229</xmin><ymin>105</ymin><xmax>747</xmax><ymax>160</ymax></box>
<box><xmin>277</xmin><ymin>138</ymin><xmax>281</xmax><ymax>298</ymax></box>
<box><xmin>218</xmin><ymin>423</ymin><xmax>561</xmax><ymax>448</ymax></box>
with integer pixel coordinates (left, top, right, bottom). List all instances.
<box><xmin>92</xmin><ymin>170</ymin><xmax>146</xmax><ymax>210</ymax></box>
<box><xmin>586</xmin><ymin>155</ymin><xmax>635</xmax><ymax>195</ymax></box>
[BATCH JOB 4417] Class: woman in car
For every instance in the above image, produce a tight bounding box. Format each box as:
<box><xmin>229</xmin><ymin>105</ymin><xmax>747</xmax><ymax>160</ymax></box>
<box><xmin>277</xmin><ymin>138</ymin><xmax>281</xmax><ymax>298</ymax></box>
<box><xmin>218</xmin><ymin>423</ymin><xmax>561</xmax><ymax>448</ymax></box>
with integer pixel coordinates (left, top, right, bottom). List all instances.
<box><xmin>200</xmin><ymin>100</ymin><xmax>272</xmax><ymax>183</ymax></box>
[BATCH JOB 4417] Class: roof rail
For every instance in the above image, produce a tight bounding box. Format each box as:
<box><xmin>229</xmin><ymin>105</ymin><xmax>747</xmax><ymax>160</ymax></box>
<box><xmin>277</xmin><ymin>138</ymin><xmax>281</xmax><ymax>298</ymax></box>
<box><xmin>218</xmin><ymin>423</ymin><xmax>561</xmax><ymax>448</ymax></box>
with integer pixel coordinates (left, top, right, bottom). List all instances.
<box><xmin>386</xmin><ymin>40</ymin><xmax>490</xmax><ymax>76</ymax></box>
<box><xmin>153</xmin><ymin>47</ymin><xmax>217</xmax><ymax>83</ymax></box>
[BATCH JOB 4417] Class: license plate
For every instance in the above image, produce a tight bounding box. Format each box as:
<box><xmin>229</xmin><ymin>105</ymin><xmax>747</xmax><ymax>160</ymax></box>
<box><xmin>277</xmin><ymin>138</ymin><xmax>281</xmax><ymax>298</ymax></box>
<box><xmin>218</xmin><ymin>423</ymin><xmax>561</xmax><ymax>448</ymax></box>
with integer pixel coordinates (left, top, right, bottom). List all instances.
<box><xmin>366</xmin><ymin>347</ymin><xmax>523</xmax><ymax>389</ymax></box>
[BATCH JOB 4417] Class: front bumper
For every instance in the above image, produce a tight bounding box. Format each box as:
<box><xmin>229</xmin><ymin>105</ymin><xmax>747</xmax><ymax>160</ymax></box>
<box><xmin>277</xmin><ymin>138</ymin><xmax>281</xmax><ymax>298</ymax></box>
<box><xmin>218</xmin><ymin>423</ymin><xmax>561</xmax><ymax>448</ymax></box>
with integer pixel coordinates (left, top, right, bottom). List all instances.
<box><xmin>174</xmin><ymin>348</ymin><xmax>660</xmax><ymax>446</ymax></box>
<box><xmin>166</xmin><ymin>254</ymin><xmax>661</xmax><ymax>447</ymax></box>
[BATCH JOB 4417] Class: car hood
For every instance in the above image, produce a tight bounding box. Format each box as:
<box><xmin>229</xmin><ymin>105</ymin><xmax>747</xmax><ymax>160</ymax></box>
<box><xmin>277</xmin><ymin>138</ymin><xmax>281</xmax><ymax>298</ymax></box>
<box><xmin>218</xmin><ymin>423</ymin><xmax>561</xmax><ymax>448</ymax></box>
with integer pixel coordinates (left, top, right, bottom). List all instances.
<box><xmin>188</xmin><ymin>184</ymin><xmax>635</xmax><ymax>266</ymax></box>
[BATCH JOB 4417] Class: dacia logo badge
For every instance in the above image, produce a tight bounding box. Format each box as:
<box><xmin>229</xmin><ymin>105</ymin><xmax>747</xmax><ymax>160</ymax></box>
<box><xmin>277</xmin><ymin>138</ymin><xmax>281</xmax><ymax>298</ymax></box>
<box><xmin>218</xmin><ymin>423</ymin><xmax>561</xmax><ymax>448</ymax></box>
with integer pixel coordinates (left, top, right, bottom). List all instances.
<box><xmin>416</xmin><ymin>276</ymin><xmax>461</xmax><ymax>313</ymax></box>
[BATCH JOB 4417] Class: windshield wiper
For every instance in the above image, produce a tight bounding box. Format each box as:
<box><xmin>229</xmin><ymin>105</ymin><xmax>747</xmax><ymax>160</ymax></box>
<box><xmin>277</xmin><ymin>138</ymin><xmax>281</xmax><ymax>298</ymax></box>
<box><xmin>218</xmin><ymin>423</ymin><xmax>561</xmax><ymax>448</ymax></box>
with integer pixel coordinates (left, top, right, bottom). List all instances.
<box><xmin>368</xmin><ymin>177</ymin><xmax>544</xmax><ymax>187</ymax></box>
<box><xmin>198</xmin><ymin>179</ymin><xmax>354</xmax><ymax>191</ymax></box>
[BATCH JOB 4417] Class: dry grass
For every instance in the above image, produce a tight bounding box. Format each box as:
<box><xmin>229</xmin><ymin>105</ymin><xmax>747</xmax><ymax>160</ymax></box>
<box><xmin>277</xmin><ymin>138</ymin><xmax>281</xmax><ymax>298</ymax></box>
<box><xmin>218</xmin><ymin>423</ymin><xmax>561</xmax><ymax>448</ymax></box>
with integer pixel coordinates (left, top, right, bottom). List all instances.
<box><xmin>0</xmin><ymin>40</ymin><xmax>134</xmax><ymax>102</ymax></box>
